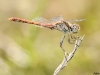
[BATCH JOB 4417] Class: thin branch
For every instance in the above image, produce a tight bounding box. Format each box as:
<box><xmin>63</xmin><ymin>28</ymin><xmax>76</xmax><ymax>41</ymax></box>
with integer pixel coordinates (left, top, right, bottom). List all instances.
<box><xmin>53</xmin><ymin>35</ymin><xmax>85</xmax><ymax>75</ymax></box>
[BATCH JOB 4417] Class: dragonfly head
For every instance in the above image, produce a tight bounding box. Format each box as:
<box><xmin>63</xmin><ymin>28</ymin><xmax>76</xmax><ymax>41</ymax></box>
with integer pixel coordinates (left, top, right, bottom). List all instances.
<box><xmin>70</xmin><ymin>23</ymin><xmax>80</xmax><ymax>34</ymax></box>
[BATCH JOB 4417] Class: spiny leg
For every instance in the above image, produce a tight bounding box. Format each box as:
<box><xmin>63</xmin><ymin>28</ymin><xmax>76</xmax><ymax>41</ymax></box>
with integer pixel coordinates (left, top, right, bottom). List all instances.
<box><xmin>68</xmin><ymin>33</ymin><xmax>81</xmax><ymax>47</ymax></box>
<box><xmin>68</xmin><ymin>33</ymin><xmax>76</xmax><ymax>44</ymax></box>
<box><xmin>60</xmin><ymin>34</ymin><xmax>68</xmax><ymax>58</ymax></box>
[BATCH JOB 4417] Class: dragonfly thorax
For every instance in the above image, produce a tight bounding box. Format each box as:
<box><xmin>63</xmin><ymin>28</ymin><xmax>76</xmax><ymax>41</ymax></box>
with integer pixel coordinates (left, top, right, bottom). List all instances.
<box><xmin>53</xmin><ymin>21</ymin><xmax>80</xmax><ymax>34</ymax></box>
<box><xmin>53</xmin><ymin>21</ymin><xmax>70</xmax><ymax>33</ymax></box>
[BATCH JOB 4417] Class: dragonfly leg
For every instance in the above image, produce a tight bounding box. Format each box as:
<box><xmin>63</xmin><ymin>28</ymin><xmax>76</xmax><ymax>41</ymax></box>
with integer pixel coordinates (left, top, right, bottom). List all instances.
<box><xmin>60</xmin><ymin>34</ymin><xmax>68</xmax><ymax>58</ymax></box>
<box><xmin>68</xmin><ymin>33</ymin><xmax>76</xmax><ymax>44</ymax></box>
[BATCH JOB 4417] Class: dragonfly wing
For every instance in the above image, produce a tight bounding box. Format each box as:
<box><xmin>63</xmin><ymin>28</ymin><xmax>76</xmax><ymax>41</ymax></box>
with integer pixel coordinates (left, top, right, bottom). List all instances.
<box><xmin>32</xmin><ymin>17</ymin><xmax>48</xmax><ymax>23</ymax></box>
<box><xmin>66</xmin><ymin>18</ymin><xmax>86</xmax><ymax>23</ymax></box>
<box><xmin>50</xmin><ymin>15</ymin><xmax>63</xmax><ymax>24</ymax></box>
<box><xmin>32</xmin><ymin>17</ymin><xmax>54</xmax><ymax>28</ymax></box>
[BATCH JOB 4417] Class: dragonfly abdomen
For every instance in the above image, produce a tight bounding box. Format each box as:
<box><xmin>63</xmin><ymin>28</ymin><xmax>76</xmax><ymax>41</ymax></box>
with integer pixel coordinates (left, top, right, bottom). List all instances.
<box><xmin>8</xmin><ymin>17</ymin><xmax>54</xmax><ymax>28</ymax></box>
<box><xmin>8</xmin><ymin>17</ymin><xmax>38</xmax><ymax>24</ymax></box>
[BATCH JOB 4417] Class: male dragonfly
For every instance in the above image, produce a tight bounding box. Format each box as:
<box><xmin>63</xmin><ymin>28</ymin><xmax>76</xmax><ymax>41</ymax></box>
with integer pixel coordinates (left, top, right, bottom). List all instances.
<box><xmin>8</xmin><ymin>15</ymin><xmax>85</xmax><ymax>56</ymax></box>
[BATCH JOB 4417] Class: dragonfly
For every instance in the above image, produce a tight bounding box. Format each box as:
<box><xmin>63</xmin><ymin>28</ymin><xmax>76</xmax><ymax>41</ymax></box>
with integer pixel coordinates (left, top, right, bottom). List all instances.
<box><xmin>8</xmin><ymin>15</ymin><xmax>85</xmax><ymax>56</ymax></box>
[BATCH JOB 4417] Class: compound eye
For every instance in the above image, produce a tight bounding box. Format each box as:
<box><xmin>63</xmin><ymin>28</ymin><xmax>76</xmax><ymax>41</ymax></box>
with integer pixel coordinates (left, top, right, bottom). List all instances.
<box><xmin>71</xmin><ymin>24</ymin><xmax>79</xmax><ymax>33</ymax></box>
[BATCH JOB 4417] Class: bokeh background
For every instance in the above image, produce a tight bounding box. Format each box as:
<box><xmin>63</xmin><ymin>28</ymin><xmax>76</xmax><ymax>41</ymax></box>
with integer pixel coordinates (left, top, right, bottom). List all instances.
<box><xmin>0</xmin><ymin>0</ymin><xmax>100</xmax><ymax>75</ymax></box>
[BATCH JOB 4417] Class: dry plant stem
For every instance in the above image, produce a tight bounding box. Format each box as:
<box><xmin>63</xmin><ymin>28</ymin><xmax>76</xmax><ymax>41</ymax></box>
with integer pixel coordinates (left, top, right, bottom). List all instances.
<box><xmin>53</xmin><ymin>35</ymin><xmax>85</xmax><ymax>75</ymax></box>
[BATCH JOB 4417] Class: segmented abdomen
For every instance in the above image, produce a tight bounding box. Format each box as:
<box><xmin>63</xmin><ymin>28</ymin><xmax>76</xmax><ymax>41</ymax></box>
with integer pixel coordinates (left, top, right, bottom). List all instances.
<box><xmin>8</xmin><ymin>17</ymin><xmax>38</xmax><ymax>24</ymax></box>
<box><xmin>8</xmin><ymin>17</ymin><xmax>54</xmax><ymax>28</ymax></box>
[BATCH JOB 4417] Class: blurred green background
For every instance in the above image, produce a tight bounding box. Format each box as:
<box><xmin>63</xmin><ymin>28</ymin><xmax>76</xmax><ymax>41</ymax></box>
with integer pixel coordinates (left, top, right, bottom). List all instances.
<box><xmin>0</xmin><ymin>0</ymin><xmax>100</xmax><ymax>75</ymax></box>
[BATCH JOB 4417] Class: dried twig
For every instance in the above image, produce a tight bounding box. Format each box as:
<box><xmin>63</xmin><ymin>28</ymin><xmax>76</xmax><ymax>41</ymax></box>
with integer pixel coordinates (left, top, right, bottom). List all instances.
<box><xmin>53</xmin><ymin>35</ymin><xmax>85</xmax><ymax>75</ymax></box>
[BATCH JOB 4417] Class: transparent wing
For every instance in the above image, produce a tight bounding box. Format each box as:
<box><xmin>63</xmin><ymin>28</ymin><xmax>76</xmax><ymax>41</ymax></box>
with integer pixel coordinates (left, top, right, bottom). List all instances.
<box><xmin>32</xmin><ymin>17</ymin><xmax>49</xmax><ymax>23</ymax></box>
<box><xmin>50</xmin><ymin>15</ymin><xmax>63</xmax><ymax>23</ymax></box>
<box><xmin>66</xmin><ymin>18</ymin><xmax>86</xmax><ymax>23</ymax></box>
<box><xmin>32</xmin><ymin>17</ymin><xmax>54</xmax><ymax>28</ymax></box>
